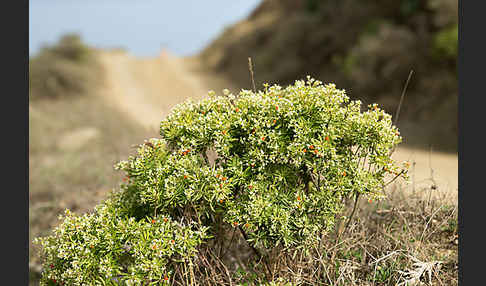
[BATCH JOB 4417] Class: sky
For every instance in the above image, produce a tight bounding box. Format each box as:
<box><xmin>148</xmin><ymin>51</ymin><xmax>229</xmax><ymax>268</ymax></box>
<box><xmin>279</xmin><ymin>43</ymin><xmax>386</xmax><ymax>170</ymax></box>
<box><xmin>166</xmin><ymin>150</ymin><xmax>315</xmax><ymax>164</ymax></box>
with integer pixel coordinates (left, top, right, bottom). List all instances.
<box><xmin>29</xmin><ymin>0</ymin><xmax>262</xmax><ymax>57</ymax></box>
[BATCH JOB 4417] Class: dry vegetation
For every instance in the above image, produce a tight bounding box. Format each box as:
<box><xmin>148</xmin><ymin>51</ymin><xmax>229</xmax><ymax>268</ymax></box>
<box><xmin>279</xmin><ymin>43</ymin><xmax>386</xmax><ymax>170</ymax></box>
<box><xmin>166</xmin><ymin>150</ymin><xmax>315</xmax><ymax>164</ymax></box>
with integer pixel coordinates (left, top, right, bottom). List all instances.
<box><xmin>159</xmin><ymin>180</ymin><xmax>457</xmax><ymax>285</ymax></box>
<box><xmin>29</xmin><ymin>33</ymin><xmax>104</xmax><ymax>100</ymax></box>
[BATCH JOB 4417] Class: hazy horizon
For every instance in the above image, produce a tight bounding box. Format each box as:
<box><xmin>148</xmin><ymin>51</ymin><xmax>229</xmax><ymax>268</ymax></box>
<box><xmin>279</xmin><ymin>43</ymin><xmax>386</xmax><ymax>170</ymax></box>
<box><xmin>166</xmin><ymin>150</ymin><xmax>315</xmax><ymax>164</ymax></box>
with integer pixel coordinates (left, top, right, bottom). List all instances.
<box><xmin>29</xmin><ymin>0</ymin><xmax>262</xmax><ymax>57</ymax></box>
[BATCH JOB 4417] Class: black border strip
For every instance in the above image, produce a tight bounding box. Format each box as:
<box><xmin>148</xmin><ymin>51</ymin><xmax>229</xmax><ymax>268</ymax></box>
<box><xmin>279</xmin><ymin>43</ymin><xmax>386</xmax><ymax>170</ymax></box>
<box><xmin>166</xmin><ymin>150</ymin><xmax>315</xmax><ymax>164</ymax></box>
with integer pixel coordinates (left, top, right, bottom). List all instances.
<box><xmin>4</xmin><ymin>0</ymin><xmax>29</xmax><ymax>284</ymax></box>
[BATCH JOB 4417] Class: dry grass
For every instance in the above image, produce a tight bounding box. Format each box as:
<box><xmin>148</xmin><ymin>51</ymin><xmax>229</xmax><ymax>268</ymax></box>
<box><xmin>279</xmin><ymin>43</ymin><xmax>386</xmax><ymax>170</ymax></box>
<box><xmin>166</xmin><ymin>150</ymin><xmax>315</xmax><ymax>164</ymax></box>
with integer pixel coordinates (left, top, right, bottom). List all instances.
<box><xmin>29</xmin><ymin>94</ymin><xmax>157</xmax><ymax>284</ymax></box>
<box><xmin>169</xmin><ymin>179</ymin><xmax>457</xmax><ymax>285</ymax></box>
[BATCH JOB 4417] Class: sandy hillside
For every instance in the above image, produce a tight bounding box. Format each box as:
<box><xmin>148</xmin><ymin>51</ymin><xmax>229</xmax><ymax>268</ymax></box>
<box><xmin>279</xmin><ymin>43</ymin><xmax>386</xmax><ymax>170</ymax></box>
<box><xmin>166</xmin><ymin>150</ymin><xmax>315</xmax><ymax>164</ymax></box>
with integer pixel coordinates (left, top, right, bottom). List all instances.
<box><xmin>96</xmin><ymin>50</ymin><xmax>458</xmax><ymax>203</ymax></box>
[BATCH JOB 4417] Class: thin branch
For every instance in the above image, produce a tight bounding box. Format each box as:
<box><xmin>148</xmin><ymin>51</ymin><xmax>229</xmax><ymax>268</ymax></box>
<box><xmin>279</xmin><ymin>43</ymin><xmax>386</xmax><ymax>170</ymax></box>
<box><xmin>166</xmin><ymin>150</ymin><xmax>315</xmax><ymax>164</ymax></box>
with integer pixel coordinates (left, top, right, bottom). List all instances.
<box><xmin>343</xmin><ymin>192</ymin><xmax>360</xmax><ymax>234</ymax></box>
<box><xmin>394</xmin><ymin>70</ymin><xmax>414</xmax><ymax>126</ymax></box>
<box><xmin>220</xmin><ymin>227</ymin><xmax>237</xmax><ymax>259</ymax></box>
<box><xmin>248</xmin><ymin>57</ymin><xmax>257</xmax><ymax>94</ymax></box>
<box><xmin>419</xmin><ymin>205</ymin><xmax>444</xmax><ymax>243</ymax></box>
<box><xmin>390</xmin><ymin>69</ymin><xmax>414</xmax><ymax>156</ymax></box>
<box><xmin>207</xmin><ymin>250</ymin><xmax>233</xmax><ymax>286</ymax></box>
<box><xmin>201</xmin><ymin>150</ymin><xmax>210</xmax><ymax>166</ymax></box>
<box><xmin>238</xmin><ymin>225</ymin><xmax>272</xmax><ymax>280</ymax></box>
<box><xmin>383</xmin><ymin>170</ymin><xmax>406</xmax><ymax>188</ymax></box>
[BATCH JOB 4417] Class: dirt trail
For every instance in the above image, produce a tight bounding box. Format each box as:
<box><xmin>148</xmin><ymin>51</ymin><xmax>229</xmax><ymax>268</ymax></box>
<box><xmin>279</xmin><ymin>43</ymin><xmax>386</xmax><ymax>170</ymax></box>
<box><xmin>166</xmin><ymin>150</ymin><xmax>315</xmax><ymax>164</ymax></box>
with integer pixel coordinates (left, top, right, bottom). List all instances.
<box><xmin>96</xmin><ymin>50</ymin><xmax>457</xmax><ymax>203</ymax></box>
<box><xmin>391</xmin><ymin>146</ymin><xmax>457</xmax><ymax>203</ymax></box>
<box><xmin>97</xmin><ymin>50</ymin><xmax>210</xmax><ymax>132</ymax></box>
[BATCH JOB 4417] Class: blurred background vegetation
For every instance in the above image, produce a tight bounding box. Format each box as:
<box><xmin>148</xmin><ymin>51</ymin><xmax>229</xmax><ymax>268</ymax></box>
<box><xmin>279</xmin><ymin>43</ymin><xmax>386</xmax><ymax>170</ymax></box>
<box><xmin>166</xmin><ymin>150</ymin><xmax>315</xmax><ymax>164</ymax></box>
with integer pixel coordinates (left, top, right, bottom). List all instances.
<box><xmin>29</xmin><ymin>33</ymin><xmax>104</xmax><ymax>100</ymax></box>
<box><xmin>199</xmin><ymin>0</ymin><xmax>458</xmax><ymax>152</ymax></box>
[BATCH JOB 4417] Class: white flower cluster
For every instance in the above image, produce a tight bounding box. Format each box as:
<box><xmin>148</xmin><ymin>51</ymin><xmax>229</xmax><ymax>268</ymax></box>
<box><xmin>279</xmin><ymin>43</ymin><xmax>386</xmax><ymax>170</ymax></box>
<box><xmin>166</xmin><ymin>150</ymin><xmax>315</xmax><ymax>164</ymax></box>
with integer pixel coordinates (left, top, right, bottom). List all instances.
<box><xmin>34</xmin><ymin>200</ymin><xmax>209</xmax><ymax>285</ymax></box>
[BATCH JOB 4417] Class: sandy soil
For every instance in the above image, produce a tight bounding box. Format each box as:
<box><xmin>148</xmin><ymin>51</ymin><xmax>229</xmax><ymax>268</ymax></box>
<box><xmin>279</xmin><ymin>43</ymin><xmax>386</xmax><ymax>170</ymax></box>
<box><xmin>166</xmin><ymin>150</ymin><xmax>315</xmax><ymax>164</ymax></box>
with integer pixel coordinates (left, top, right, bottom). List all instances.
<box><xmin>97</xmin><ymin>50</ymin><xmax>210</xmax><ymax>132</ymax></box>
<box><xmin>96</xmin><ymin>50</ymin><xmax>458</xmax><ymax>204</ymax></box>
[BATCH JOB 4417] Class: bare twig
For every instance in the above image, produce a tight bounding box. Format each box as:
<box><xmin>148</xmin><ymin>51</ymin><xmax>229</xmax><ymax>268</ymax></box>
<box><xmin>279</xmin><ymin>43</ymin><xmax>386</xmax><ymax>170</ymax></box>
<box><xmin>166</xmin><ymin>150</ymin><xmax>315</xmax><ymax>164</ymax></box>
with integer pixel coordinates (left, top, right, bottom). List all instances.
<box><xmin>238</xmin><ymin>225</ymin><xmax>272</xmax><ymax>280</ymax></box>
<box><xmin>424</xmin><ymin>205</ymin><xmax>457</xmax><ymax>241</ymax></box>
<box><xmin>383</xmin><ymin>170</ymin><xmax>406</xmax><ymax>188</ymax></box>
<box><xmin>220</xmin><ymin>227</ymin><xmax>237</xmax><ymax>259</ymax></box>
<box><xmin>389</xmin><ymin>69</ymin><xmax>414</xmax><ymax>156</ymax></box>
<box><xmin>370</xmin><ymin>250</ymin><xmax>402</xmax><ymax>265</ymax></box>
<box><xmin>248</xmin><ymin>57</ymin><xmax>257</xmax><ymax>94</ymax></box>
<box><xmin>207</xmin><ymin>250</ymin><xmax>233</xmax><ymax>286</ymax></box>
<box><xmin>394</xmin><ymin>70</ymin><xmax>414</xmax><ymax>127</ymax></box>
<box><xmin>343</xmin><ymin>192</ymin><xmax>361</xmax><ymax>235</ymax></box>
<box><xmin>420</xmin><ymin>205</ymin><xmax>443</xmax><ymax>242</ymax></box>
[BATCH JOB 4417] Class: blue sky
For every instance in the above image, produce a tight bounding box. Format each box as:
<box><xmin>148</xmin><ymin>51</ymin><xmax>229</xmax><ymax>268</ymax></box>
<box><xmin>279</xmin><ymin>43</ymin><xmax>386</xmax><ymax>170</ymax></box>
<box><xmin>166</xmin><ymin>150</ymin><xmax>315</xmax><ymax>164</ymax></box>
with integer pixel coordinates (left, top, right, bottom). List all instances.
<box><xmin>29</xmin><ymin>0</ymin><xmax>262</xmax><ymax>57</ymax></box>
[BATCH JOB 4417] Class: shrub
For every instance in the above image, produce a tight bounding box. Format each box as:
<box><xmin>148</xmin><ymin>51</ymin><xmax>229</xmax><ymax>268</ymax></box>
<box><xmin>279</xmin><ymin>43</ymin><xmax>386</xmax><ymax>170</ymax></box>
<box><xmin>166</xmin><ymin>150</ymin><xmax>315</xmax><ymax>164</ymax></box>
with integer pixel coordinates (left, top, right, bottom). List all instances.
<box><xmin>34</xmin><ymin>206</ymin><xmax>209</xmax><ymax>285</ymax></box>
<box><xmin>29</xmin><ymin>33</ymin><xmax>102</xmax><ymax>99</ymax></box>
<box><xmin>34</xmin><ymin>78</ymin><xmax>407</xmax><ymax>285</ymax></box>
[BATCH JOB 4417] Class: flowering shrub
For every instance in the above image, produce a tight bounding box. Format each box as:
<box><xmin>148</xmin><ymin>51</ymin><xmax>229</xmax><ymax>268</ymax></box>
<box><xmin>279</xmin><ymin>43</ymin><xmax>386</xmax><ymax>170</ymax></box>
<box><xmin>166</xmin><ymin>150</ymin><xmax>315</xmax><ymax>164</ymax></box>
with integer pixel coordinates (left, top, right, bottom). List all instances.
<box><xmin>35</xmin><ymin>77</ymin><xmax>407</xmax><ymax>285</ymax></box>
<box><xmin>34</xmin><ymin>203</ymin><xmax>210</xmax><ymax>285</ymax></box>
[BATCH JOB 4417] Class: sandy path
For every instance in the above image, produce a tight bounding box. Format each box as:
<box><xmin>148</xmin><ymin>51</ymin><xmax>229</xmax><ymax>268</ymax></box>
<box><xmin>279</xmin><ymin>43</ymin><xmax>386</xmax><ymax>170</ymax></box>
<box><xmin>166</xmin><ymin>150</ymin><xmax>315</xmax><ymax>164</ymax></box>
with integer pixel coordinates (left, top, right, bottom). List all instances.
<box><xmin>96</xmin><ymin>50</ymin><xmax>458</xmax><ymax>204</ymax></box>
<box><xmin>391</xmin><ymin>146</ymin><xmax>457</xmax><ymax>203</ymax></box>
<box><xmin>97</xmin><ymin>50</ymin><xmax>209</xmax><ymax>132</ymax></box>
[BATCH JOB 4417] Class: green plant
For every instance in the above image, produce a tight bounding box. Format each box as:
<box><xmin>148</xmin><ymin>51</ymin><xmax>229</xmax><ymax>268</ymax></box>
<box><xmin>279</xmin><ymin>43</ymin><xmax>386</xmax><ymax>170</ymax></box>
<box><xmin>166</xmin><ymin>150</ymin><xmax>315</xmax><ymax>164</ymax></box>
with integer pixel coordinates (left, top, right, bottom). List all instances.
<box><xmin>400</xmin><ymin>0</ymin><xmax>420</xmax><ymax>17</ymax></box>
<box><xmin>305</xmin><ymin>0</ymin><xmax>320</xmax><ymax>13</ymax></box>
<box><xmin>34</xmin><ymin>206</ymin><xmax>210</xmax><ymax>285</ymax></box>
<box><xmin>34</xmin><ymin>78</ymin><xmax>407</xmax><ymax>285</ymax></box>
<box><xmin>433</xmin><ymin>23</ymin><xmax>458</xmax><ymax>61</ymax></box>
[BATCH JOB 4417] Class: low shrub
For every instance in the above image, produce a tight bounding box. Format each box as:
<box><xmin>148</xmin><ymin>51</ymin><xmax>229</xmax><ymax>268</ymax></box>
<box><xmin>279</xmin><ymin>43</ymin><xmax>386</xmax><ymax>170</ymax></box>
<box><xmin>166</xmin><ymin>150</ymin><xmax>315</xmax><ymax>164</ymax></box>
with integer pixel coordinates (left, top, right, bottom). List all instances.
<box><xmin>34</xmin><ymin>78</ymin><xmax>408</xmax><ymax>285</ymax></box>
